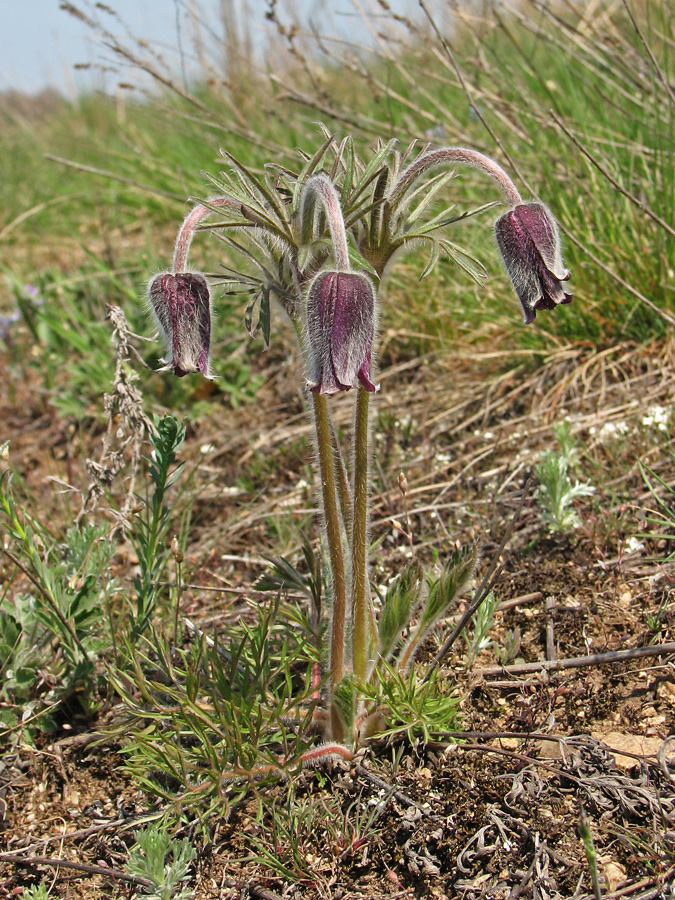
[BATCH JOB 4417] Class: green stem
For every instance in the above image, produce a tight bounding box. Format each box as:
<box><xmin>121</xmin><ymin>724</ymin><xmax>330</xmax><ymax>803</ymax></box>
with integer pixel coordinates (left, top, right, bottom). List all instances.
<box><xmin>351</xmin><ymin>386</ymin><xmax>376</xmax><ymax>681</ymax></box>
<box><xmin>173</xmin><ymin>555</ymin><xmax>183</xmax><ymax>646</ymax></box>
<box><xmin>328</xmin><ymin>415</ymin><xmax>352</xmax><ymax>542</ymax></box>
<box><xmin>312</xmin><ymin>393</ymin><xmax>347</xmax><ymax>739</ymax></box>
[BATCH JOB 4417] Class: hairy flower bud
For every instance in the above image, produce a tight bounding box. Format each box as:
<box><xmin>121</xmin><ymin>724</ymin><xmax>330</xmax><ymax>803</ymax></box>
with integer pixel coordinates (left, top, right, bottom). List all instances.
<box><xmin>148</xmin><ymin>272</ymin><xmax>212</xmax><ymax>377</ymax></box>
<box><xmin>495</xmin><ymin>203</ymin><xmax>572</xmax><ymax>324</ymax></box>
<box><xmin>306</xmin><ymin>271</ymin><xmax>377</xmax><ymax>395</ymax></box>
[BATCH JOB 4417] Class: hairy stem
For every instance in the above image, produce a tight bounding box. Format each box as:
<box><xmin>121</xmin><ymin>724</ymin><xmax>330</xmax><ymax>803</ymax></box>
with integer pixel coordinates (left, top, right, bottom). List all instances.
<box><xmin>298</xmin><ymin>175</ymin><xmax>351</xmax><ymax>271</ymax></box>
<box><xmin>329</xmin><ymin>415</ymin><xmax>352</xmax><ymax>541</ymax></box>
<box><xmin>388</xmin><ymin>147</ymin><xmax>523</xmax><ymax>213</ymax></box>
<box><xmin>351</xmin><ymin>386</ymin><xmax>375</xmax><ymax>681</ymax></box>
<box><xmin>313</xmin><ymin>393</ymin><xmax>347</xmax><ymax>740</ymax></box>
<box><xmin>172</xmin><ymin>196</ymin><xmax>241</xmax><ymax>272</ymax></box>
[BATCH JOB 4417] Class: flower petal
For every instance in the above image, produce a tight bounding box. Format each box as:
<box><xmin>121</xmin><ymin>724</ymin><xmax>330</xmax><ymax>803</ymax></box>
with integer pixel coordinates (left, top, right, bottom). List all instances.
<box><xmin>306</xmin><ymin>271</ymin><xmax>377</xmax><ymax>395</ymax></box>
<box><xmin>149</xmin><ymin>272</ymin><xmax>212</xmax><ymax>377</ymax></box>
<box><xmin>495</xmin><ymin>203</ymin><xmax>573</xmax><ymax>324</ymax></box>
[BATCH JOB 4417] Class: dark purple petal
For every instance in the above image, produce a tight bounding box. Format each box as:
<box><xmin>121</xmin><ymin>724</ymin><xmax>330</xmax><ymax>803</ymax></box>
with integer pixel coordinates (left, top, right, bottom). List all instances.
<box><xmin>495</xmin><ymin>202</ymin><xmax>572</xmax><ymax>324</ymax></box>
<box><xmin>149</xmin><ymin>272</ymin><xmax>212</xmax><ymax>377</ymax></box>
<box><xmin>306</xmin><ymin>271</ymin><xmax>377</xmax><ymax>395</ymax></box>
<box><xmin>510</xmin><ymin>204</ymin><xmax>566</xmax><ymax>279</ymax></box>
<box><xmin>357</xmin><ymin>345</ymin><xmax>377</xmax><ymax>392</ymax></box>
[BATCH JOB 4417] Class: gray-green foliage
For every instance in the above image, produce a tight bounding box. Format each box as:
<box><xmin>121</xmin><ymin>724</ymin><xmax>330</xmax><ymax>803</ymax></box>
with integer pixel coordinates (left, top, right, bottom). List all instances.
<box><xmin>377</xmin><ymin>561</ymin><xmax>424</xmax><ymax>662</ymax></box>
<box><xmin>20</xmin><ymin>885</ymin><xmax>50</xmax><ymax>900</ymax></box>
<box><xmin>0</xmin><ymin>463</ymin><xmax>114</xmax><ymax>666</ymax></box>
<box><xmin>111</xmin><ymin>598</ymin><xmax>320</xmax><ymax>819</ymax></box>
<box><xmin>495</xmin><ymin>626</ymin><xmax>521</xmax><ymax>667</ymax></box>
<box><xmin>125</xmin><ymin>822</ymin><xmax>196</xmax><ymax>900</ymax></box>
<box><xmin>462</xmin><ymin>590</ymin><xmax>499</xmax><ymax>665</ymax></box>
<box><xmin>398</xmin><ymin>544</ymin><xmax>478</xmax><ymax>672</ymax></box>
<box><xmin>0</xmin><ymin>451</ymin><xmax>118</xmax><ymax>739</ymax></box>
<box><xmin>535</xmin><ymin>422</ymin><xmax>595</xmax><ymax>533</ymax></box>
<box><xmin>0</xmin><ymin>414</ymin><xmax>188</xmax><ymax>744</ymax></box>
<box><xmin>129</xmin><ymin>414</ymin><xmax>186</xmax><ymax>641</ymax></box>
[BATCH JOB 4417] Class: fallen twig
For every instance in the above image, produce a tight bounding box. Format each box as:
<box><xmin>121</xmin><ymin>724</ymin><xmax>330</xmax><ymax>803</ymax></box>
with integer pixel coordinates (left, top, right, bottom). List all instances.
<box><xmin>429</xmin><ymin>730</ymin><xmax>665</xmax><ymax>764</ymax></box>
<box><xmin>497</xmin><ymin>591</ymin><xmax>543</xmax><ymax>611</ymax></box>
<box><xmin>249</xmin><ymin>887</ymin><xmax>287</xmax><ymax>900</ymax></box>
<box><xmin>475</xmin><ymin>642</ymin><xmax>675</xmax><ymax>676</ymax></box>
<box><xmin>545</xmin><ymin>593</ymin><xmax>556</xmax><ymax>662</ymax></box>
<box><xmin>354</xmin><ymin>764</ymin><xmax>438</xmax><ymax>819</ymax></box>
<box><xmin>9</xmin><ymin>813</ymin><xmax>162</xmax><ymax>856</ymax></box>
<box><xmin>576</xmin><ymin>865</ymin><xmax>675</xmax><ymax>900</ymax></box>
<box><xmin>0</xmin><ymin>851</ymin><xmax>152</xmax><ymax>887</ymax></box>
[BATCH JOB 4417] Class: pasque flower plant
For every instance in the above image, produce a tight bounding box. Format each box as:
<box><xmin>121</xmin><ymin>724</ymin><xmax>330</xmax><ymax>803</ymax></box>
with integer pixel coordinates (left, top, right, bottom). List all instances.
<box><xmin>148</xmin><ymin>131</ymin><xmax>572</xmax><ymax>749</ymax></box>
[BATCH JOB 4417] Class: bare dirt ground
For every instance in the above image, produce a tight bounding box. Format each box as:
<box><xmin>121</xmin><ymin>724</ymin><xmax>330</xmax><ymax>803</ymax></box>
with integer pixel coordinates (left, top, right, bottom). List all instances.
<box><xmin>1</xmin><ymin>336</ymin><xmax>674</xmax><ymax>899</ymax></box>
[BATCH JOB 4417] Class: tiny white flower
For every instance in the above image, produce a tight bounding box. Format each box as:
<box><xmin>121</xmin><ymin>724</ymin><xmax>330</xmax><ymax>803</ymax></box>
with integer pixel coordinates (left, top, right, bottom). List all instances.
<box><xmin>598</xmin><ymin>421</ymin><xmax>629</xmax><ymax>442</ymax></box>
<box><xmin>624</xmin><ymin>536</ymin><xmax>644</xmax><ymax>554</ymax></box>
<box><xmin>200</xmin><ymin>443</ymin><xmax>216</xmax><ymax>454</ymax></box>
<box><xmin>642</xmin><ymin>405</ymin><xmax>671</xmax><ymax>431</ymax></box>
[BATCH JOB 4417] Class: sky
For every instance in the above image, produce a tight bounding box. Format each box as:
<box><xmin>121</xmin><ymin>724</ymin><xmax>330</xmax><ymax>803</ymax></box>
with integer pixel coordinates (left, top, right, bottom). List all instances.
<box><xmin>1</xmin><ymin>1</ymin><xmax>252</xmax><ymax>95</ymax></box>
<box><xmin>1</xmin><ymin>0</ymin><xmax>415</xmax><ymax>97</ymax></box>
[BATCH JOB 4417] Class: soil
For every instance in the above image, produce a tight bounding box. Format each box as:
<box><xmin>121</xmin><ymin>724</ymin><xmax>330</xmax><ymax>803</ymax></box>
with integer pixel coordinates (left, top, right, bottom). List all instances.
<box><xmin>0</xmin><ymin>333</ymin><xmax>674</xmax><ymax>899</ymax></box>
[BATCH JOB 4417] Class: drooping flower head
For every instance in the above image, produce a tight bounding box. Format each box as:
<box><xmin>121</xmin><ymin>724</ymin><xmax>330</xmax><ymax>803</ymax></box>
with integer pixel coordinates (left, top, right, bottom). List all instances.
<box><xmin>299</xmin><ymin>174</ymin><xmax>378</xmax><ymax>396</ymax></box>
<box><xmin>306</xmin><ymin>271</ymin><xmax>377</xmax><ymax>395</ymax></box>
<box><xmin>495</xmin><ymin>202</ymin><xmax>573</xmax><ymax>324</ymax></box>
<box><xmin>148</xmin><ymin>272</ymin><xmax>212</xmax><ymax>377</ymax></box>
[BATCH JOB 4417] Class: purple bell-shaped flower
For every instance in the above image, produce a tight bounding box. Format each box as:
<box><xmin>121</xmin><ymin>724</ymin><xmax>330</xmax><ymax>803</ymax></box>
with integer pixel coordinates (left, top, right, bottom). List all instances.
<box><xmin>306</xmin><ymin>271</ymin><xmax>377</xmax><ymax>395</ymax></box>
<box><xmin>495</xmin><ymin>202</ymin><xmax>573</xmax><ymax>324</ymax></box>
<box><xmin>148</xmin><ymin>272</ymin><xmax>212</xmax><ymax>377</ymax></box>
